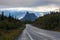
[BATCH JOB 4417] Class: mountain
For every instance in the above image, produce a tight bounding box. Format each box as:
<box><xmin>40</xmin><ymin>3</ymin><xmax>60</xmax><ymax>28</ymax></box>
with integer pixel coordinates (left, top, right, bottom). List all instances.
<box><xmin>21</xmin><ymin>12</ymin><xmax>38</xmax><ymax>21</ymax></box>
<box><xmin>0</xmin><ymin>10</ymin><xmax>26</xmax><ymax>19</ymax></box>
<box><xmin>0</xmin><ymin>10</ymin><xmax>49</xmax><ymax>20</ymax></box>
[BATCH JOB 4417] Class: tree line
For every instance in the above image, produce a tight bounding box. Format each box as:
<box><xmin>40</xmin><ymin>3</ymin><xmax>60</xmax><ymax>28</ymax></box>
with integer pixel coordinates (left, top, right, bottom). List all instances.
<box><xmin>0</xmin><ymin>11</ymin><xmax>25</xmax><ymax>30</ymax></box>
<box><xmin>33</xmin><ymin>11</ymin><xmax>60</xmax><ymax>31</ymax></box>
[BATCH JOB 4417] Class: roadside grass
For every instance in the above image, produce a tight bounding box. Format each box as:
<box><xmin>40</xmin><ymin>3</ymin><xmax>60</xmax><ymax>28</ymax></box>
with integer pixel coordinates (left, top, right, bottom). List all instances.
<box><xmin>0</xmin><ymin>26</ymin><xmax>25</xmax><ymax>40</ymax></box>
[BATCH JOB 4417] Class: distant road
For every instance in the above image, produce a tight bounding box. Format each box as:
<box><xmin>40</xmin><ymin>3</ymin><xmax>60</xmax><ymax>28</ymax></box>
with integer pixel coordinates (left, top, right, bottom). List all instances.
<box><xmin>17</xmin><ymin>24</ymin><xmax>60</xmax><ymax>40</ymax></box>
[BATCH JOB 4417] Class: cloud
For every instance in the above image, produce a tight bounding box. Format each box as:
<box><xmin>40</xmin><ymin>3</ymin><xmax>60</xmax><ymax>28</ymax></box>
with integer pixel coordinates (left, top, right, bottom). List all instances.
<box><xmin>0</xmin><ymin>0</ymin><xmax>60</xmax><ymax>7</ymax></box>
<box><xmin>34</xmin><ymin>4</ymin><xmax>59</xmax><ymax>12</ymax></box>
<box><xmin>0</xmin><ymin>4</ymin><xmax>59</xmax><ymax>12</ymax></box>
<box><xmin>0</xmin><ymin>0</ymin><xmax>60</xmax><ymax>19</ymax></box>
<box><xmin>0</xmin><ymin>0</ymin><xmax>37</xmax><ymax>7</ymax></box>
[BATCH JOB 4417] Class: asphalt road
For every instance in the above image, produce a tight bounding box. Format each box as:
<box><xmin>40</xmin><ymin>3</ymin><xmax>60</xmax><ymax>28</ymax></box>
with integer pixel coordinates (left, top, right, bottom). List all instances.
<box><xmin>17</xmin><ymin>24</ymin><xmax>60</xmax><ymax>40</ymax></box>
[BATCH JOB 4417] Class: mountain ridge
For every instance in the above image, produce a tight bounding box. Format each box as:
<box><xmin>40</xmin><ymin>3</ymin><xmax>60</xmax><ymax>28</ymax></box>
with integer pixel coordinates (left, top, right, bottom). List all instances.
<box><xmin>21</xmin><ymin>12</ymin><xmax>38</xmax><ymax>21</ymax></box>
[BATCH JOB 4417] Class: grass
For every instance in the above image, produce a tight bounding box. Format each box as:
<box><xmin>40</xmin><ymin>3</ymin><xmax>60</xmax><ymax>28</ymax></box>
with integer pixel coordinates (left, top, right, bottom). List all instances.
<box><xmin>0</xmin><ymin>26</ymin><xmax>25</xmax><ymax>40</ymax></box>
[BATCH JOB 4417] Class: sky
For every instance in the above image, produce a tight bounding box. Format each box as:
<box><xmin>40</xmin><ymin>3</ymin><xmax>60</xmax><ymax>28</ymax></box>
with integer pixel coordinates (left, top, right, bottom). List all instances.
<box><xmin>0</xmin><ymin>0</ymin><xmax>60</xmax><ymax>12</ymax></box>
<box><xmin>0</xmin><ymin>0</ymin><xmax>60</xmax><ymax>7</ymax></box>
<box><xmin>0</xmin><ymin>0</ymin><xmax>60</xmax><ymax>19</ymax></box>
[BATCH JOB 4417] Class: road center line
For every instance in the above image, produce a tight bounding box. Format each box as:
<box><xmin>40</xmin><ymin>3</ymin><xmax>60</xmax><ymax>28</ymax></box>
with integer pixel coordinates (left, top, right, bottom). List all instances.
<box><xmin>26</xmin><ymin>29</ymin><xmax>34</xmax><ymax>40</ymax></box>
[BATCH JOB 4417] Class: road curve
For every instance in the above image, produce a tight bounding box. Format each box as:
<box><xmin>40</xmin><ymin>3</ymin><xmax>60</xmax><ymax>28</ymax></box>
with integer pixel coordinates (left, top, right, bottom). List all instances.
<box><xmin>17</xmin><ymin>24</ymin><xmax>60</xmax><ymax>40</ymax></box>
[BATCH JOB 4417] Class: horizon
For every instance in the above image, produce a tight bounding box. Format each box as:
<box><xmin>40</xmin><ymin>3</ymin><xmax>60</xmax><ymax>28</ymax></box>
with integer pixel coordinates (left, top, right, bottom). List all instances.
<box><xmin>0</xmin><ymin>0</ymin><xmax>60</xmax><ymax>12</ymax></box>
<box><xmin>0</xmin><ymin>0</ymin><xmax>60</xmax><ymax>19</ymax></box>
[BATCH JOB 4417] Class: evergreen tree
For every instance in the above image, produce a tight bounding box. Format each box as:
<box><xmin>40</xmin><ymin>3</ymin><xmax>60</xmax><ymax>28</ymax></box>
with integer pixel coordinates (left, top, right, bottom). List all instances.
<box><xmin>8</xmin><ymin>13</ymin><xmax>12</xmax><ymax>22</ymax></box>
<box><xmin>34</xmin><ymin>11</ymin><xmax>60</xmax><ymax>31</ymax></box>
<box><xmin>1</xmin><ymin>11</ymin><xmax>4</xmax><ymax>20</ymax></box>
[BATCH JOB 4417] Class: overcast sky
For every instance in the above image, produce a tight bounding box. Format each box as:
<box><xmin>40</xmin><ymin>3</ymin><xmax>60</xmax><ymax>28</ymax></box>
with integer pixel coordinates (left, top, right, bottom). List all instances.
<box><xmin>0</xmin><ymin>0</ymin><xmax>60</xmax><ymax>12</ymax></box>
<box><xmin>0</xmin><ymin>0</ymin><xmax>60</xmax><ymax>7</ymax></box>
<box><xmin>0</xmin><ymin>0</ymin><xmax>60</xmax><ymax>19</ymax></box>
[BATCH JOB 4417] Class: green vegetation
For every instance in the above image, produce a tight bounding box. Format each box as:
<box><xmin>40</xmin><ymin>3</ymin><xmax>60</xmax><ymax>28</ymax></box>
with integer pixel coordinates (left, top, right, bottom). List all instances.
<box><xmin>34</xmin><ymin>12</ymin><xmax>60</xmax><ymax>31</ymax></box>
<box><xmin>0</xmin><ymin>11</ymin><xmax>60</xmax><ymax>40</ymax></box>
<box><xmin>0</xmin><ymin>12</ymin><xmax>25</xmax><ymax>40</ymax></box>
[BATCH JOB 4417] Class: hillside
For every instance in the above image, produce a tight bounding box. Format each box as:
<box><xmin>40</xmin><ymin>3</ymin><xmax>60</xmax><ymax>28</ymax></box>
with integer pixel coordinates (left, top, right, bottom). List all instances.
<box><xmin>34</xmin><ymin>12</ymin><xmax>60</xmax><ymax>31</ymax></box>
<box><xmin>0</xmin><ymin>12</ymin><xmax>25</xmax><ymax>40</ymax></box>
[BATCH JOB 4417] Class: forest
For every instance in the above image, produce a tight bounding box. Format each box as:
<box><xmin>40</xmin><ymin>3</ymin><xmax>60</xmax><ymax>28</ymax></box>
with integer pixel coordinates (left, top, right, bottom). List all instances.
<box><xmin>34</xmin><ymin>11</ymin><xmax>60</xmax><ymax>31</ymax></box>
<box><xmin>0</xmin><ymin>12</ymin><xmax>25</xmax><ymax>40</ymax></box>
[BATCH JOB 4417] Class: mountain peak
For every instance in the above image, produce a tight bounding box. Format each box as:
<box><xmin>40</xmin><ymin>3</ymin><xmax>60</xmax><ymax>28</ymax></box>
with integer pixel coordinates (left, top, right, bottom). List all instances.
<box><xmin>21</xmin><ymin>12</ymin><xmax>38</xmax><ymax>21</ymax></box>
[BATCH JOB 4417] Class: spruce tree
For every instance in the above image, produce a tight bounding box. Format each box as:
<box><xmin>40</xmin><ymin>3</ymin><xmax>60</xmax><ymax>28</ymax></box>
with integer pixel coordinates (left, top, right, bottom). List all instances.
<box><xmin>8</xmin><ymin>13</ymin><xmax>12</xmax><ymax>22</ymax></box>
<box><xmin>1</xmin><ymin>12</ymin><xmax>4</xmax><ymax>20</ymax></box>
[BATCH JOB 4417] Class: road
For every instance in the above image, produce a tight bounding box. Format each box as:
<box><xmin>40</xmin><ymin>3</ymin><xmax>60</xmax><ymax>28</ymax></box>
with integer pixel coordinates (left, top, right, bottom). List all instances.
<box><xmin>17</xmin><ymin>24</ymin><xmax>60</xmax><ymax>40</ymax></box>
